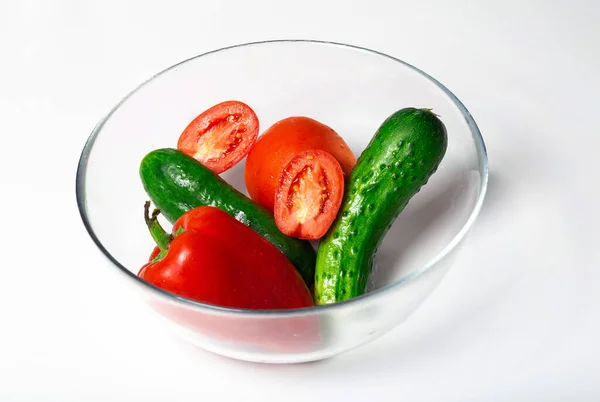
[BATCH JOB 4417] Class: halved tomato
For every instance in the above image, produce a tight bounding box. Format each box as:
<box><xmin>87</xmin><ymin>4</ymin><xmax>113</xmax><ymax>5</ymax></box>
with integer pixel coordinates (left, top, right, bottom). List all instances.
<box><xmin>177</xmin><ymin>101</ymin><xmax>259</xmax><ymax>174</ymax></box>
<box><xmin>274</xmin><ymin>150</ymin><xmax>344</xmax><ymax>240</ymax></box>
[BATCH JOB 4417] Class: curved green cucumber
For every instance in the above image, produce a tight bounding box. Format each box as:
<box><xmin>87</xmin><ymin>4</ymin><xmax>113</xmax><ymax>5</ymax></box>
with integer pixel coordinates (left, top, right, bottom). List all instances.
<box><xmin>315</xmin><ymin>108</ymin><xmax>448</xmax><ymax>304</ymax></box>
<box><xmin>140</xmin><ymin>148</ymin><xmax>316</xmax><ymax>287</ymax></box>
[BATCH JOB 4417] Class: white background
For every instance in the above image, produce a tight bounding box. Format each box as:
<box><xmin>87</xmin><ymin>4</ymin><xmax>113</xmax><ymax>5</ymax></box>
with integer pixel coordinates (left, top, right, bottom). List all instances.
<box><xmin>1</xmin><ymin>0</ymin><xmax>599</xmax><ymax>400</ymax></box>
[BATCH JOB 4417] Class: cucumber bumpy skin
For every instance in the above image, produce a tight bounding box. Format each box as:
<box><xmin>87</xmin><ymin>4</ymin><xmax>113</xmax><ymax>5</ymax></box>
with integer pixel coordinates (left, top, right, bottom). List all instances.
<box><xmin>139</xmin><ymin>148</ymin><xmax>317</xmax><ymax>288</ymax></box>
<box><xmin>314</xmin><ymin>108</ymin><xmax>448</xmax><ymax>304</ymax></box>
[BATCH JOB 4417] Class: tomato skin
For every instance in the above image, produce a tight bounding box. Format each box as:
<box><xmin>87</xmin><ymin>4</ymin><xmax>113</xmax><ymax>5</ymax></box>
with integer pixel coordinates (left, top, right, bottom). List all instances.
<box><xmin>274</xmin><ymin>150</ymin><xmax>345</xmax><ymax>240</ymax></box>
<box><xmin>177</xmin><ymin>101</ymin><xmax>259</xmax><ymax>174</ymax></box>
<box><xmin>244</xmin><ymin>116</ymin><xmax>356</xmax><ymax>211</ymax></box>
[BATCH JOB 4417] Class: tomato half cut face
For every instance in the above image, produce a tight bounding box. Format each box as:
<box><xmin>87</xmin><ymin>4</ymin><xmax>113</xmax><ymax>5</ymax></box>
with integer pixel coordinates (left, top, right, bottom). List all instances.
<box><xmin>177</xmin><ymin>100</ymin><xmax>259</xmax><ymax>174</ymax></box>
<box><xmin>274</xmin><ymin>150</ymin><xmax>344</xmax><ymax>240</ymax></box>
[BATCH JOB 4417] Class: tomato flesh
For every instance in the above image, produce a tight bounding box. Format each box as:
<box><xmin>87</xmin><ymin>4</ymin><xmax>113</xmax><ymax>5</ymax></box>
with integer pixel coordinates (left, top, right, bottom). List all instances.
<box><xmin>192</xmin><ymin>114</ymin><xmax>245</xmax><ymax>160</ymax></box>
<box><xmin>178</xmin><ymin>101</ymin><xmax>259</xmax><ymax>174</ymax></box>
<box><xmin>286</xmin><ymin>165</ymin><xmax>328</xmax><ymax>220</ymax></box>
<box><xmin>275</xmin><ymin>150</ymin><xmax>344</xmax><ymax>240</ymax></box>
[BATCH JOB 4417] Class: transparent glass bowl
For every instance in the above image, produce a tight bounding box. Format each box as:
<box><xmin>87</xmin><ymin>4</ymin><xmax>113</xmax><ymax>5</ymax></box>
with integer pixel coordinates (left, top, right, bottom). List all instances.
<box><xmin>76</xmin><ymin>40</ymin><xmax>488</xmax><ymax>363</ymax></box>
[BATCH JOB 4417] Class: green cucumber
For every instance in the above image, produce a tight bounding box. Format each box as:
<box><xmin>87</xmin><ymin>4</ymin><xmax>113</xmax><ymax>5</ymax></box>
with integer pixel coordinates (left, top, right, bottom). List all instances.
<box><xmin>315</xmin><ymin>108</ymin><xmax>448</xmax><ymax>304</ymax></box>
<box><xmin>139</xmin><ymin>148</ymin><xmax>316</xmax><ymax>287</ymax></box>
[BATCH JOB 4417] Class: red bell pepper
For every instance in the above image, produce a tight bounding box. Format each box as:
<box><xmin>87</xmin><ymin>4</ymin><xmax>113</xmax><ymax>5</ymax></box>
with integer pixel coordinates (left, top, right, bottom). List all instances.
<box><xmin>138</xmin><ymin>202</ymin><xmax>313</xmax><ymax>310</ymax></box>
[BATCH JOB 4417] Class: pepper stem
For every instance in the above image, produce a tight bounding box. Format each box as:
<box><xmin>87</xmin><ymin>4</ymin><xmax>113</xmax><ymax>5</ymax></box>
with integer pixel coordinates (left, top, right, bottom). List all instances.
<box><xmin>144</xmin><ymin>201</ymin><xmax>171</xmax><ymax>253</ymax></box>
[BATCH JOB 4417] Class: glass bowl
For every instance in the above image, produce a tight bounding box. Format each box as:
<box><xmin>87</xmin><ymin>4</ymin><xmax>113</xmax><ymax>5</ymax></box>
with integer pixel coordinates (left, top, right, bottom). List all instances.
<box><xmin>76</xmin><ymin>40</ymin><xmax>488</xmax><ymax>363</ymax></box>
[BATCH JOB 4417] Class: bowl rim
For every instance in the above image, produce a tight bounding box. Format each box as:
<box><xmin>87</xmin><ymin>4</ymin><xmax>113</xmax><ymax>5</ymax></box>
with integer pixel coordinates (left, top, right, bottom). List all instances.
<box><xmin>76</xmin><ymin>39</ymin><xmax>488</xmax><ymax>317</ymax></box>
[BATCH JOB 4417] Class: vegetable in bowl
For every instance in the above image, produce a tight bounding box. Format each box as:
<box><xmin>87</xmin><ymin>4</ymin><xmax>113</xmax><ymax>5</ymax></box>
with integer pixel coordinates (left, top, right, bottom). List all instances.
<box><xmin>138</xmin><ymin>101</ymin><xmax>447</xmax><ymax>309</ymax></box>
